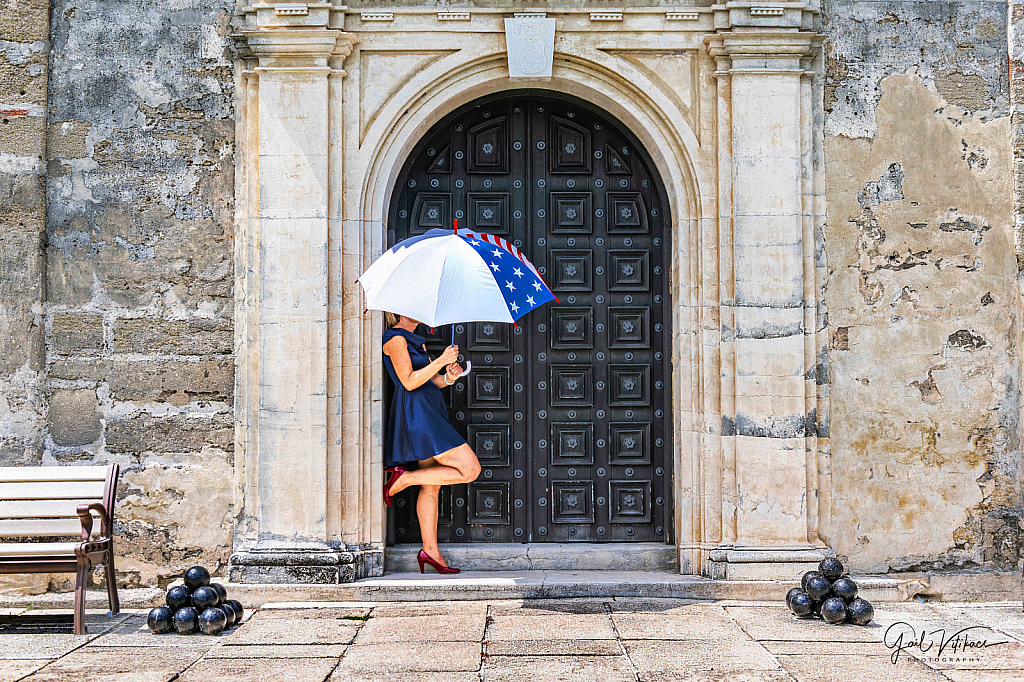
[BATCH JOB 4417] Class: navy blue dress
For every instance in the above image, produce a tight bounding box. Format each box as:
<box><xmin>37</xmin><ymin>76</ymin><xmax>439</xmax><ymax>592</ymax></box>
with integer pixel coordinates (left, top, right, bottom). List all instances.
<box><xmin>383</xmin><ymin>328</ymin><xmax>466</xmax><ymax>467</ymax></box>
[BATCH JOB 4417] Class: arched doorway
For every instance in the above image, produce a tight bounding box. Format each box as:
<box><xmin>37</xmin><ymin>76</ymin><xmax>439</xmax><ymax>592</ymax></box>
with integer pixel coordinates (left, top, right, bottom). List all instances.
<box><xmin>386</xmin><ymin>91</ymin><xmax>673</xmax><ymax>546</ymax></box>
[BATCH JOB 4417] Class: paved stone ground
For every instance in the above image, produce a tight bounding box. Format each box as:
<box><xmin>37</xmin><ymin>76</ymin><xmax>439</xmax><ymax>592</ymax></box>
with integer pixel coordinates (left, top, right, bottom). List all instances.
<box><xmin>1</xmin><ymin>599</ymin><xmax>1023</xmax><ymax>681</ymax></box>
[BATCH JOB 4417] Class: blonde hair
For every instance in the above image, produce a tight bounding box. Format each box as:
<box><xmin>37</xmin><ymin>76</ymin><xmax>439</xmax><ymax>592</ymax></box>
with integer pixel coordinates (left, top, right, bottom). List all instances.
<box><xmin>384</xmin><ymin>311</ymin><xmax>401</xmax><ymax>329</ymax></box>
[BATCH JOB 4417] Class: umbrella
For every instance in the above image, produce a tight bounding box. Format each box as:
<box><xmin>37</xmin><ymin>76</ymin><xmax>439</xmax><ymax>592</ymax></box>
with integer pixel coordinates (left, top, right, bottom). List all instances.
<box><xmin>357</xmin><ymin>227</ymin><xmax>557</xmax><ymax>327</ymax></box>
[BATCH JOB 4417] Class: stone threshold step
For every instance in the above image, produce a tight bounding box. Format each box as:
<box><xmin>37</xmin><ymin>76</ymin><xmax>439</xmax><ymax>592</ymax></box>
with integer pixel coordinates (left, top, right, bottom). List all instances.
<box><xmin>225</xmin><ymin>571</ymin><xmax>904</xmax><ymax>606</ymax></box>
<box><xmin>385</xmin><ymin>542</ymin><xmax>678</xmax><ymax>573</ymax></box>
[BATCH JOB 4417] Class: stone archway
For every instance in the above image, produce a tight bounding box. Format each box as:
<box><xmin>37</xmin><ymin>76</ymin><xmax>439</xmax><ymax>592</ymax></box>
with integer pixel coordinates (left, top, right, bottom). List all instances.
<box><xmin>230</xmin><ymin>7</ymin><xmax>830</xmax><ymax>583</ymax></box>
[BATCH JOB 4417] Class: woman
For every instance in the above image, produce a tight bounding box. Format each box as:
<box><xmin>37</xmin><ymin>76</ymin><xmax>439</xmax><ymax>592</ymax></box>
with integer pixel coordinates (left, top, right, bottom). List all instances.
<box><xmin>382</xmin><ymin>312</ymin><xmax>481</xmax><ymax>574</ymax></box>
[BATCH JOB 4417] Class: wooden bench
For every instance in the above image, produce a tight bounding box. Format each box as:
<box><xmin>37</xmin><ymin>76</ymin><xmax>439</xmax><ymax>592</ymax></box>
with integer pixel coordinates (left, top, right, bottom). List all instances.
<box><xmin>0</xmin><ymin>464</ymin><xmax>120</xmax><ymax>634</ymax></box>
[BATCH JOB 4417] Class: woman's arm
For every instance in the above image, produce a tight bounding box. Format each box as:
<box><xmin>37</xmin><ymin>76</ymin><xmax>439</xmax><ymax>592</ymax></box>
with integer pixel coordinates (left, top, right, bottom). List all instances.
<box><xmin>384</xmin><ymin>337</ymin><xmax>458</xmax><ymax>391</ymax></box>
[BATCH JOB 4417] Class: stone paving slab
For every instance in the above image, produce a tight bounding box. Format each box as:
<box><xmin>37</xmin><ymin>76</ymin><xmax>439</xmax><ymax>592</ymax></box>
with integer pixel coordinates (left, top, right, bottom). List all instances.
<box><xmin>354</xmin><ymin>614</ymin><xmax>486</xmax><ymax>643</ymax></box>
<box><xmin>0</xmin><ymin>634</ymin><xmax>93</xmax><ymax>660</ymax></box>
<box><xmin>487</xmin><ymin>613</ymin><xmax>618</xmax><ymax>641</ymax></box>
<box><xmin>21</xmin><ymin>646</ymin><xmax>203</xmax><ymax>681</ymax></box>
<box><xmin>941</xmin><ymin>671</ymin><xmax>1024</xmax><ymax>682</ymax></box>
<box><xmin>329</xmin><ymin>673</ymin><xmax>481</xmax><ymax>682</ymax></box>
<box><xmin>612</xmin><ymin>609</ymin><xmax>746</xmax><ymax>640</ymax></box>
<box><xmin>482</xmin><ymin>654</ymin><xmax>635</xmax><ymax>682</ymax></box>
<box><xmin>222</xmin><ymin>617</ymin><xmax>359</xmax><ymax>645</ymax></box>
<box><xmin>203</xmin><ymin>644</ymin><xmax>348</xmax><ymax>658</ymax></box>
<box><xmin>332</xmin><ymin>642</ymin><xmax>482</xmax><ymax>674</ymax></box>
<box><xmin>775</xmin><ymin>653</ymin><xmax>947</xmax><ymax>681</ymax></box>
<box><xmin>370</xmin><ymin>600</ymin><xmax>489</xmax><ymax>618</ymax></box>
<box><xmin>177</xmin><ymin>657</ymin><xmax>340</xmax><ymax>682</ymax></box>
<box><xmin>487</xmin><ymin>597</ymin><xmax>611</xmax><ymax>616</ymax></box>
<box><xmin>624</xmin><ymin>639</ymin><xmax>783</xmax><ymax>674</ymax></box>
<box><xmin>486</xmin><ymin>639</ymin><xmax>622</xmax><ymax>656</ymax></box>
<box><xmin>637</xmin><ymin>671</ymin><xmax>795</xmax><ymax>682</ymax></box>
<box><xmin>0</xmin><ymin>661</ymin><xmax>48</xmax><ymax>682</ymax></box>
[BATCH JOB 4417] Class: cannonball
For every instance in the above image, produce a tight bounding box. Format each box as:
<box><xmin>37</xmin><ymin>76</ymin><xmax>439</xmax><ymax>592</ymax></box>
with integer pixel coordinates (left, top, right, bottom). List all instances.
<box><xmin>818</xmin><ymin>557</ymin><xmax>844</xmax><ymax>581</ymax></box>
<box><xmin>165</xmin><ymin>585</ymin><xmax>191</xmax><ymax>612</ymax></box>
<box><xmin>183</xmin><ymin>565</ymin><xmax>211</xmax><ymax>591</ymax></box>
<box><xmin>173</xmin><ymin>606</ymin><xmax>199</xmax><ymax>634</ymax></box>
<box><xmin>191</xmin><ymin>585</ymin><xmax>219</xmax><ymax>610</ymax></box>
<box><xmin>832</xmin><ymin>576</ymin><xmax>858</xmax><ymax>603</ymax></box>
<box><xmin>209</xmin><ymin>582</ymin><xmax>228</xmax><ymax>602</ymax></box>
<box><xmin>806</xmin><ymin>574</ymin><xmax>832</xmax><ymax>602</ymax></box>
<box><xmin>147</xmin><ymin>606</ymin><xmax>174</xmax><ymax>634</ymax></box>
<box><xmin>786</xmin><ymin>587</ymin><xmax>803</xmax><ymax>611</ymax></box>
<box><xmin>801</xmin><ymin>570</ymin><xmax>822</xmax><ymax>593</ymax></box>
<box><xmin>821</xmin><ymin>597</ymin><xmax>848</xmax><ymax>624</ymax></box>
<box><xmin>847</xmin><ymin>597</ymin><xmax>874</xmax><ymax>626</ymax></box>
<box><xmin>790</xmin><ymin>591</ymin><xmax>814</xmax><ymax>618</ymax></box>
<box><xmin>198</xmin><ymin>606</ymin><xmax>227</xmax><ymax>635</ymax></box>
<box><xmin>226</xmin><ymin>599</ymin><xmax>245</xmax><ymax>623</ymax></box>
<box><xmin>218</xmin><ymin>603</ymin><xmax>236</xmax><ymax>628</ymax></box>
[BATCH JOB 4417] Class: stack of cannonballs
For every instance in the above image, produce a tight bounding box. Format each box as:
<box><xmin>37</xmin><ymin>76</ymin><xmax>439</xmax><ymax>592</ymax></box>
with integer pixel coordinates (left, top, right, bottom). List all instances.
<box><xmin>147</xmin><ymin>566</ymin><xmax>244</xmax><ymax>636</ymax></box>
<box><xmin>786</xmin><ymin>557</ymin><xmax>874</xmax><ymax>625</ymax></box>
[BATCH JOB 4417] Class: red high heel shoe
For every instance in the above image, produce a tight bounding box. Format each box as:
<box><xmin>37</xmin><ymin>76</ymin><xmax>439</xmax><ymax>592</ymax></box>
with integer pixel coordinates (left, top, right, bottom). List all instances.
<box><xmin>418</xmin><ymin>549</ymin><xmax>461</xmax><ymax>574</ymax></box>
<box><xmin>383</xmin><ymin>467</ymin><xmax>406</xmax><ymax>507</ymax></box>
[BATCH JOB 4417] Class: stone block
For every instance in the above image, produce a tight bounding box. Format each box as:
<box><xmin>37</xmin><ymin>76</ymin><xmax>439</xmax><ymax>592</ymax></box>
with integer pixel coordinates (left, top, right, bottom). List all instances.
<box><xmin>0</xmin><ymin>116</ymin><xmax>44</xmax><ymax>157</ymax></box>
<box><xmin>0</xmin><ymin>0</ymin><xmax>49</xmax><ymax>42</ymax></box>
<box><xmin>113</xmin><ymin>318</ymin><xmax>232</xmax><ymax>355</ymax></box>
<box><xmin>46</xmin><ymin>388</ymin><xmax>101</xmax><ymax>447</ymax></box>
<box><xmin>104</xmin><ymin>413</ymin><xmax>232</xmax><ymax>453</ymax></box>
<box><xmin>106</xmin><ymin>358</ymin><xmax>234</xmax><ymax>402</ymax></box>
<box><xmin>49</xmin><ymin>313</ymin><xmax>104</xmax><ymax>354</ymax></box>
<box><xmin>46</xmin><ymin>121</ymin><xmax>91</xmax><ymax>160</ymax></box>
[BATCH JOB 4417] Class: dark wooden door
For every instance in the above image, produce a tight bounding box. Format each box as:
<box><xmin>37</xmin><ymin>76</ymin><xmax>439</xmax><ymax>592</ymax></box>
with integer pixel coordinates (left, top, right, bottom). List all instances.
<box><xmin>386</xmin><ymin>92</ymin><xmax>671</xmax><ymax>544</ymax></box>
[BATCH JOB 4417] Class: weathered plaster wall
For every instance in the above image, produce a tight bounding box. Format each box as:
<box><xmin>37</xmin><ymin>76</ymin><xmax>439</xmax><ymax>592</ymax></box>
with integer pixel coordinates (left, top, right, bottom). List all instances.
<box><xmin>824</xmin><ymin>0</ymin><xmax>1021</xmax><ymax>573</ymax></box>
<box><xmin>0</xmin><ymin>0</ymin><xmax>236</xmax><ymax>591</ymax></box>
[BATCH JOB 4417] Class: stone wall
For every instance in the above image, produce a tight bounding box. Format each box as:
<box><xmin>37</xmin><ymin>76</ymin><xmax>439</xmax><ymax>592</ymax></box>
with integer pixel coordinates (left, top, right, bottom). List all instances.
<box><xmin>823</xmin><ymin>0</ymin><xmax>1021</xmax><ymax>573</ymax></box>
<box><xmin>0</xmin><ymin>0</ymin><xmax>1020</xmax><ymax>590</ymax></box>
<box><xmin>0</xmin><ymin>0</ymin><xmax>237</xmax><ymax>592</ymax></box>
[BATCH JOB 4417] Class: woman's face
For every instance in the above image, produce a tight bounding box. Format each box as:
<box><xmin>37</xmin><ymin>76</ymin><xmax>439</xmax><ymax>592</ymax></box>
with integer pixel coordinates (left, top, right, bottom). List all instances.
<box><xmin>400</xmin><ymin>315</ymin><xmax>421</xmax><ymax>327</ymax></box>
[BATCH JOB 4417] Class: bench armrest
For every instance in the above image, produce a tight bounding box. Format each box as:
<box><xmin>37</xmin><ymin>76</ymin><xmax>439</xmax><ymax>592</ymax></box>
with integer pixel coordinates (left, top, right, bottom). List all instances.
<box><xmin>76</xmin><ymin>503</ymin><xmax>110</xmax><ymax>542</ymax></box>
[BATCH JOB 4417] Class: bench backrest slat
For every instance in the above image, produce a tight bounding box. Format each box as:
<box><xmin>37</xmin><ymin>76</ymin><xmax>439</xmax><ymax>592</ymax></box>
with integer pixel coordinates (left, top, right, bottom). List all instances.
<box><xmin>0</xmin><ymin>466</ymin><xmax>108</xmax><ymax>483</ymax></box>
<box><xmin>0</xmin><ymin>499</ymin><xmax>102</xmax><ymax>519</ymax></box>
<box><xmin>0</xmin><ymin>481</ymin><xmax>106</xmax><ymax>501</ymax></box>
<box><xmin>0</xmin><ymin>518</ymin><xmax>85</xmax><ymax>537</ymax></box>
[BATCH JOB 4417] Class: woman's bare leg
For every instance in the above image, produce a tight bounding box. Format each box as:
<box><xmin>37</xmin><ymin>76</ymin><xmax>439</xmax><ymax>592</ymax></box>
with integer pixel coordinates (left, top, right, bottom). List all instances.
<box><xmin>388</xmin><ymin>444</ymin><xmax>481</xmax><ymax>495</ymax></box>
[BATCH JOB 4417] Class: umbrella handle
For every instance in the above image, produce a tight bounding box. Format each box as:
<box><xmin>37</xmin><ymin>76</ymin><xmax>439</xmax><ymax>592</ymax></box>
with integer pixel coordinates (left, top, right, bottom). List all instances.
<box><xmin>460</xmin><ymin>360</ymin><xmax>472</xmax><ymax>378</ymax></box>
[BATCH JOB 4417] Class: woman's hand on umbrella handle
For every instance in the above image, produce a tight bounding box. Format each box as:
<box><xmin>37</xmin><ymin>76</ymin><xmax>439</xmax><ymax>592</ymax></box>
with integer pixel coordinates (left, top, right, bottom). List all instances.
<box><xmin>439</xmin><ymin>344</ymin><xmax>459</xmax><ymax>365</ymax></box>
<box><xmin>446</xmin><ymin>362</ymin><xmax>463</xmax><ymax>380</ymax></box>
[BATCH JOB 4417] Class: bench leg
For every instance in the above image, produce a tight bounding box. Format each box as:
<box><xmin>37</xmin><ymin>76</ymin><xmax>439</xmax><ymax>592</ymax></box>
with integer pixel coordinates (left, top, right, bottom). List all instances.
<box><xmin>74</xmin><ymin>560</ymin><xmax>88</xmax><ymax>636</ymax></box>
<box><xmin>104</xmin><ymin>551</ymin><xmax>119</xmax><ymax>616</ymax></box>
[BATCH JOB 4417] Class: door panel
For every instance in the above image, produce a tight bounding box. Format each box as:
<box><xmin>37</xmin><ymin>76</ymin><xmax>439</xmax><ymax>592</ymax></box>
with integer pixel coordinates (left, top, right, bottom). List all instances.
<box><xmin>386</xmin><ymin>93</ymin><xmax>671</xmax><ymax>544</ymax></box>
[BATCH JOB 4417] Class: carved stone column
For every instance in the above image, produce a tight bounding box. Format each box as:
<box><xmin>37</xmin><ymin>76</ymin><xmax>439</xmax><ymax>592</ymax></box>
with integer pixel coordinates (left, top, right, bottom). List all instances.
<box><xmin>230</xmin><ymin>4</ymin><xmax>359</xmax><ymax>583</ymax></box>
<box><xmin>704</xmin><ymin>23</ymin><xmax>830</xmax><ymax>579</ymax></box>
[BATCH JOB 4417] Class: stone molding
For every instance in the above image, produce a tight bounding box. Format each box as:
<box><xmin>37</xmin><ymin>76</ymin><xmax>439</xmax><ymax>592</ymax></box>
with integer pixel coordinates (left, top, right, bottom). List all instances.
<box><xmin>230</xmin><ymin>7</ymin><xmax>831</xmax><ymax>581</ymax></box>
